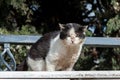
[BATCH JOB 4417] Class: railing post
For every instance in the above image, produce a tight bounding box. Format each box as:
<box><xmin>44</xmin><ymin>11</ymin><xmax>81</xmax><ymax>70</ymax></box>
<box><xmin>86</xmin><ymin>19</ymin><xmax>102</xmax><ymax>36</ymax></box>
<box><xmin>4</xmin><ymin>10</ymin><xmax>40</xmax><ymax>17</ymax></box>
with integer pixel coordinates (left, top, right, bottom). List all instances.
<box><xmin>0</xmin><ymin>43</ymin><xmax>16</xmax><ymax>71</ymax></box>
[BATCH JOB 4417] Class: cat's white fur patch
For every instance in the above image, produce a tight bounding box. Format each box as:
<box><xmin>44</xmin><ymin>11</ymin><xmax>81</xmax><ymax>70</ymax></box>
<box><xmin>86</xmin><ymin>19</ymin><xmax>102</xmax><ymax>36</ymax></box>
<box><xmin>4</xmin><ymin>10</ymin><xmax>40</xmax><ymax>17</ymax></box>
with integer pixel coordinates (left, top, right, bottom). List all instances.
<box><xmin>27</xmin><ymin>57</ymin><xmax>45</xmax><ymax>71</ymax></box>
<box><xmin>69</xmin><ymin>27</ymin><xmax>76</xmax><ymax>37</ymax></box>
<box><xmin>46</xmin><ymin>34</ymin><xmax>65</xmax><ymax>71</ymax></box>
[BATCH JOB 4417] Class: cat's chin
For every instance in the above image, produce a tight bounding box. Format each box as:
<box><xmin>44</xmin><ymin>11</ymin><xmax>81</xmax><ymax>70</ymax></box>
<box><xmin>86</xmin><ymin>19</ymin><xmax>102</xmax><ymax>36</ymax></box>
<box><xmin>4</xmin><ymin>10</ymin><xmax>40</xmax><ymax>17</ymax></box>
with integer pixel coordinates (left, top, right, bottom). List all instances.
<box><xmin>62</xmin><ymin>40</ymin><xmax>81</xmax><ymax>46</ymax></box>
<box><xmin>65</xmin><ymin>41</ymin><xmax>80</xmax><ymax>46</ymax></box>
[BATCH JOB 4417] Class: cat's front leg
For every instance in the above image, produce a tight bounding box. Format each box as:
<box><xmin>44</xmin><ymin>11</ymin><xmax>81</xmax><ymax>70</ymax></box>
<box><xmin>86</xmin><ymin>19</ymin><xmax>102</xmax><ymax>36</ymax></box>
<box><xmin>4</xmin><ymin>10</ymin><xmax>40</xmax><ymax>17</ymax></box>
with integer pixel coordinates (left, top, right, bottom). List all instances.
<box><xmin>46</xmin><ymin>58</ymin><xmax>56</xmax><ymax>71</ymax></box>
<box><xmin>65</xmin><ymin>67</ymin><xmax>73</xmax><ymax>71</ymax></box>
<box><xmin>65</xmin><ymin>60</ymin><xmax>77</xmax><ymax>71</ymax></box>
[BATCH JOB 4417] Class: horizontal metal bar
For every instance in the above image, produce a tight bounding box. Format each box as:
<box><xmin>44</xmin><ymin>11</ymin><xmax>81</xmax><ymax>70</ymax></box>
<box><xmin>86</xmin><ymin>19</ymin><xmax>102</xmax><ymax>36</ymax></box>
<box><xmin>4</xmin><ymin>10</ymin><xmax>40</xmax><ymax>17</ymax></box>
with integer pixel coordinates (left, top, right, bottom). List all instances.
<box><xmin>84</xmin><ymin>37</ymin><xmax>120</xmax><ymax>47</ymax></box>
<box><xmin>0</xmin><ymin>35</ymin><xmax>120</xmax><ymax>47</ymax></box>
<box><xmin>0</xmin><ymin>71</ymin><xmax>120</xmax><ymax>79</ymax></box>
<box><xmin>0</xmin><ymin>35</ymin><xmax>41</xmax><ymax>44</ymax></box>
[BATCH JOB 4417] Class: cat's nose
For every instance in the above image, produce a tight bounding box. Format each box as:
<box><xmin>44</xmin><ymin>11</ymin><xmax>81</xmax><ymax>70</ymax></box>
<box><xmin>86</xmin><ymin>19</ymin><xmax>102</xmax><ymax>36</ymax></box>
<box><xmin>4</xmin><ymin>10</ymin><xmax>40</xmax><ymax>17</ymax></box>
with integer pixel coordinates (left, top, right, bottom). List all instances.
<box><xmin>71</xmin><ymin>35</ymin><xmax>75</xmax><ymax>39</ymax></box>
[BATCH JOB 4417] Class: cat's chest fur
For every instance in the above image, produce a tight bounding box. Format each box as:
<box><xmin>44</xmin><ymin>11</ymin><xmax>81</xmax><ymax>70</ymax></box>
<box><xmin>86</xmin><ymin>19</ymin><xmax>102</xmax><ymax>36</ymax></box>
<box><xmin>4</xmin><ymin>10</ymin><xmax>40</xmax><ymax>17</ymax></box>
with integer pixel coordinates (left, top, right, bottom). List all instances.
<box><xmin>46</xmin><ymin>34</ymin><xmax>82</xmax><ymax>70</ymax></box>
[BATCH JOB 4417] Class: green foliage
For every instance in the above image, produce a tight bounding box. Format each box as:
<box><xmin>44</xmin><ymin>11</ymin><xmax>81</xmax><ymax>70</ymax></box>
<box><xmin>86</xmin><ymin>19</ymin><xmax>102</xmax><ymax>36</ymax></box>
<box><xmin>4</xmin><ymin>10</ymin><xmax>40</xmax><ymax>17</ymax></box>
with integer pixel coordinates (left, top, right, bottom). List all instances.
<box><xmin>0</xmin><ymin>0</ymin><xmax>120</xmax><ymax>71</ymax></box>
<box><xmin>11</xmin><ymin>45</ymin><xmax>31</xmax><ymax>64</ymax></box>
<box><xmin>0</xmin><ymin>28</ymin><xmax>9</xmax><ymax>34</ymax></box>
<box><xmin>107</xmin><ymin>15</ymin><xmax>120</xmax><ymax>35</ymax></box>
<box><xmin>14</xmin><ymin>25</ymin><xmax>38</xmax><ymax>35</ymax></box>
<box><xmin>0</xmin><ymin>25</ymin><xmax>38</xmax><ymax>35</ymax></box>
<box><xmin>74</xmin><ymin>55</ymin><xmax>95</xmax><ymax>70</ymax></box>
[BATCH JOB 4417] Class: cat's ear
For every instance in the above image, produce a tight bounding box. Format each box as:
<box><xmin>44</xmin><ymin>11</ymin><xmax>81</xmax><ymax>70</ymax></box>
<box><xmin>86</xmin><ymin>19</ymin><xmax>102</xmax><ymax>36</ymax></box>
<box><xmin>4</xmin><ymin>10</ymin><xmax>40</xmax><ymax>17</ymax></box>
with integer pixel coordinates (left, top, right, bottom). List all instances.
<box><xmin>59</xmin><ymin>23</ymin><xmax>65</xmax><ymax>30</ymax></box>
<box><xmin>82</xmin><ymin>25</ymin><xmax>88</xmax><ymax>32</ymax></box>
<box><xmin>81</xmin><ymin>25</ymin><xmax>88</xmax><ymax>34</ymax></box>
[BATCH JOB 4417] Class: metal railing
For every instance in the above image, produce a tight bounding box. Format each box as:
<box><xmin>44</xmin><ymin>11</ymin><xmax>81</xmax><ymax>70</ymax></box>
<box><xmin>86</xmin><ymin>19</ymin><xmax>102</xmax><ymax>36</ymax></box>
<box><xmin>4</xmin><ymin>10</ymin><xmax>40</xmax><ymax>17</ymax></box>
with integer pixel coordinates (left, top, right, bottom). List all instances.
<box><xmin>0</xmin><ymin>35</ymin><xmax>120</xmax><ymax>71</ymax></box>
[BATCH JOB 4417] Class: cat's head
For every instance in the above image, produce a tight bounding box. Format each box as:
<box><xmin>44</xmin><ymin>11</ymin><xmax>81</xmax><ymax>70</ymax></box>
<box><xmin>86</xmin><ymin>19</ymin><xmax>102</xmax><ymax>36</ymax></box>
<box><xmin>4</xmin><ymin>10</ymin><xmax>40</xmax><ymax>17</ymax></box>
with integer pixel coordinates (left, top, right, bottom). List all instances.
<box><xmin>59</xmin><ymin>23</ymin><xmax>87</xmax><ymax>46</ymax></box>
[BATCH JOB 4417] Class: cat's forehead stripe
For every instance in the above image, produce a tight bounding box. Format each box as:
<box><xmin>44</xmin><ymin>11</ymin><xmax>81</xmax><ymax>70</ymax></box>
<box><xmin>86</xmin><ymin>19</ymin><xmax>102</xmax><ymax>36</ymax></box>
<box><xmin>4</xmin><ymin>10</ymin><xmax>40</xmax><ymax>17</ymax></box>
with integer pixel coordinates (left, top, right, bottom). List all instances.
<box><xmin>69</xmin><ymin>27</ymin><xmax>76</xmax><ymax>36</ymax></box>
<box><xmin>69</xmin><ymin>23</ymin><xmax>73</xmax><ymax>27</ymax></box>
<box><xmin>67</xmin><ymin>23</ymin><xmax>80</xmax><ymax>31</ymax></box>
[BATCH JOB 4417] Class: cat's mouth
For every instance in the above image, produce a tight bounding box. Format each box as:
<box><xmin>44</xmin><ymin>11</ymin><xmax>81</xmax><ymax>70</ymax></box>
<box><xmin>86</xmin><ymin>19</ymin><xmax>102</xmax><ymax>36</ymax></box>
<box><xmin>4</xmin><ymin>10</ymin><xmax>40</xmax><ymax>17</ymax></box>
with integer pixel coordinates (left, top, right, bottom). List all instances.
<box><xmin>66</xmin><ymin>38</ymin><xmax>81</xmax><ymax>45</ymax></box>
<box><xmin>69</xmin><ymin>38</ymin><xmax>85</xmax><ymax>45</ymax></box>
<box><xmin>62</xmin><ymin>37</ymin><xmax>84</xmax><ymax>46</ymax></box>
<box><xmin>71</xmin><ymin>39</ymin><xmax>76</xmax><ymax>44</ymax></box>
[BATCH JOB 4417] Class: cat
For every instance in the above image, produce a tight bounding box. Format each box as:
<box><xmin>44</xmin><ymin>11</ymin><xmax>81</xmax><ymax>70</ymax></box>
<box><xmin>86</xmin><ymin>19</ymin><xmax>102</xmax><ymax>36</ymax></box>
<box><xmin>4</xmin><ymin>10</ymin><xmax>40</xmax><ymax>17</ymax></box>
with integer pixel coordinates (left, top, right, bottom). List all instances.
<box><xmin>17</xmin><ymin>23</ymin><xmax>87</xmax><ymax>71</ymax></box>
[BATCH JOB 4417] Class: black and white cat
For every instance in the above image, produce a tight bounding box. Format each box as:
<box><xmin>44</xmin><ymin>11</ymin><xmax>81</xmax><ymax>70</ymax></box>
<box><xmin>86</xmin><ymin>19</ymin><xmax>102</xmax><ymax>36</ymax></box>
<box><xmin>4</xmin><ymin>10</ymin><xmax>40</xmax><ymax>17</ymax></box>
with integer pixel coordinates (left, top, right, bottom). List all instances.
<box><xmin>26</xmin><ymin>23</ymin><xmax>87</xmax><ymax>71</ymax></box>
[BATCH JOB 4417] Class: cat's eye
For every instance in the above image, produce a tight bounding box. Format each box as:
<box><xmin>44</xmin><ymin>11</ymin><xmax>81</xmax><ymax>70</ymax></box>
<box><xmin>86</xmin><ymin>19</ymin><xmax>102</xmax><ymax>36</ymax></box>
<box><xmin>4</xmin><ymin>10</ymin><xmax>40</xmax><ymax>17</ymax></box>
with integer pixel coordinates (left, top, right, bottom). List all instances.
<box><xmin>65</xmin><ymin>26</ymin><xmax>70</xmax><ymax>30</ymax></box>
<box><xmin>76</xmin><ymin>33</ymin><xmax>79</xmax><ymax>36</ymax></box>
<box><xmin>67</xmin><ymin>34</ymin><xmax>71</xmax><ymax>37</ymax></box>
<box><xmin>79</xmin><ymin>35</ymin><xmax>85</xmax><ymax>39</ymax></box>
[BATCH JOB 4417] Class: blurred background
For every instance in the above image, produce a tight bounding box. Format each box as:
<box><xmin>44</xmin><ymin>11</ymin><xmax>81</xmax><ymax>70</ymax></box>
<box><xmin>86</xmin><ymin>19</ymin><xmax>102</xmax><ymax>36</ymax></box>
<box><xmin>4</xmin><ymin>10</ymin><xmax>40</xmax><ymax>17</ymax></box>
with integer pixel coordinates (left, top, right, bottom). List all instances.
<box><xmin>0</xmin><ymin>0</ymin><xmax>120</xmax><ymax>70</ymax></box>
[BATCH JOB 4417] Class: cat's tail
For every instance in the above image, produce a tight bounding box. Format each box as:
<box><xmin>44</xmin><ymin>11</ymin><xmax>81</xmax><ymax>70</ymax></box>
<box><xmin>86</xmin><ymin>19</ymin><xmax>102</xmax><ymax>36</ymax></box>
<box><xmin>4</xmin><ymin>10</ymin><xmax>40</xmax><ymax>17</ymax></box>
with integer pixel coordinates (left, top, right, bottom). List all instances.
<box><xmin>16</xmin><ymin>59</ymin><xmax>28</xmax><ymax>71</ymax></box>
